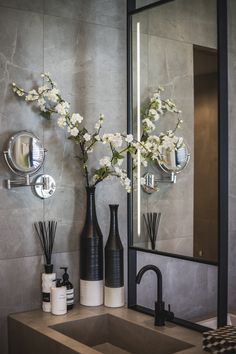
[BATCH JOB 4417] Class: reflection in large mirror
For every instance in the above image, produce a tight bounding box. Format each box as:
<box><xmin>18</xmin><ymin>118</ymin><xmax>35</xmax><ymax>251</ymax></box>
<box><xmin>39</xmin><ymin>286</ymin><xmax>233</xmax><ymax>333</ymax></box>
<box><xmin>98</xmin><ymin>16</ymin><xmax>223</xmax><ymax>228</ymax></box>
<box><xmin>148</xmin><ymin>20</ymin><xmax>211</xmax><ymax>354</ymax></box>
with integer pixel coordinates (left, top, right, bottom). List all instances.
<box><xmin>131</xmin><ymin>0</ymin><xmax>218</xmax><ymax>263</ymax></box>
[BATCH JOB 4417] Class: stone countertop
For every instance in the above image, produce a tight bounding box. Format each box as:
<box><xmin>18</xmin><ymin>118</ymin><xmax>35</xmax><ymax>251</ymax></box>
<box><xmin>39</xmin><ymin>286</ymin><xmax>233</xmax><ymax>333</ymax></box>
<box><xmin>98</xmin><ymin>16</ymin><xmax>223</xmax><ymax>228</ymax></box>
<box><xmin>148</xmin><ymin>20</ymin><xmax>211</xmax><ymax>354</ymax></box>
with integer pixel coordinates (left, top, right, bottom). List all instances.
<box><xmin>9</xmin><ymin>305</ymin><xmax>206</xmax><ymax>354</ymax></box>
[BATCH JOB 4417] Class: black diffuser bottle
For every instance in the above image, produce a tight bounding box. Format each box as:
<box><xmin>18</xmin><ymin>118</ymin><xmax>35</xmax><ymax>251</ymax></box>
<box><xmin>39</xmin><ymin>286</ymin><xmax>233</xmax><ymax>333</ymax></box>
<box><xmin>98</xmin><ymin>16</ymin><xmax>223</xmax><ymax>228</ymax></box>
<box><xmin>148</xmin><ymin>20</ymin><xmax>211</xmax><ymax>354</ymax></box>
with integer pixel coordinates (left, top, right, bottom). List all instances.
<box><xmin>105</xmin><ymin>204</ymin><xmax>124</xmax><ymax>307</ymax></box>
<box><xmin>80</xmin><ymin>186</ymin><xmax>103</xmax><ymax>306</ymax></box>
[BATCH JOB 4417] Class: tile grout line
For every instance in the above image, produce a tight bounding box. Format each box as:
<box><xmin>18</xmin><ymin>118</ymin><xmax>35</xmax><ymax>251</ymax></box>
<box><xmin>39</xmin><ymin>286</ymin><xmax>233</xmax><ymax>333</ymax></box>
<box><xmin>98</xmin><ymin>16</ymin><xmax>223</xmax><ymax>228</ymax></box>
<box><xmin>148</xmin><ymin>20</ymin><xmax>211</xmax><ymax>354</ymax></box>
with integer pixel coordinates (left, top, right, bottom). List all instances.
<box><xmin>0</xmin><ymin>249</ymin><xmax>79</xmax><ymax>262</ymax></box>
<box><xmin>0</xmin><ymin>4</ymin><xmax>126</xmax><ymax>32</ymax></box>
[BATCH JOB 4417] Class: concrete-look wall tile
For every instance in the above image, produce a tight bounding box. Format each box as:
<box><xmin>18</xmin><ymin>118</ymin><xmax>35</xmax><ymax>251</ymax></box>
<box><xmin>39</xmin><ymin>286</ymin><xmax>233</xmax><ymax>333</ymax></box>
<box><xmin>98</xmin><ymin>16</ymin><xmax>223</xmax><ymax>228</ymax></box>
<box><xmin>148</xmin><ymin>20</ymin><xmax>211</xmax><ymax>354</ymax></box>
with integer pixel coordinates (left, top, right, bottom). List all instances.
<box><xmin>0</xmin><ymin>256</ymin><xmax>42</xmax><ymax>309</ymax></box>
<box><xmin>44</xmin><ymin>0</ymin><xmax>126</xmax><ymax>30</ymax></box>
<box><xmin>137</xmin><ymin>252</ymin><xmax>218</xmax><ymax>320</ymax></box>
<box><xmin>147</xmin><ymin>0</ymin><xmax>217</xmax><ymax>48</ymax></box>
<box><xmin>228</xmin><ymin>0</ymin><xmax>236</xmax><ymax>55</ymax></box>
<box><xmin>0</xmin><ymin>0</ymin><xmax>44</xmax><ymax>13</ymax></box>
<box><xmin>0</xmin><ymin>6</ymin><xmax>44</xmax><ymax>161</ymax></box>
<box><xmin>43</xmin><ymin>16</ymin><xmax>126</xmax><ymax>116</ymax></box>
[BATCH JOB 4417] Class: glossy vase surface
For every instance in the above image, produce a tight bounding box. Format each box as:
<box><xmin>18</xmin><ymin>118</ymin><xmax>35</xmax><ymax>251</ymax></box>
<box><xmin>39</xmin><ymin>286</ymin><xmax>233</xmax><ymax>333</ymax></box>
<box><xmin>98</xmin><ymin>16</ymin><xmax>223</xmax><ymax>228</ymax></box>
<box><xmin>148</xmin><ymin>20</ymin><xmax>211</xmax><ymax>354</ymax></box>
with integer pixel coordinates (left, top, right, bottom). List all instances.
<box><xmin>80</xmin><ymin>186</ymin><xmax>103</xmax><ymax>306</ymax></box>
<box><xmin>105</xmin><ymin>204</ymin><xmax>124</xmax><ymax>307</ymax></box>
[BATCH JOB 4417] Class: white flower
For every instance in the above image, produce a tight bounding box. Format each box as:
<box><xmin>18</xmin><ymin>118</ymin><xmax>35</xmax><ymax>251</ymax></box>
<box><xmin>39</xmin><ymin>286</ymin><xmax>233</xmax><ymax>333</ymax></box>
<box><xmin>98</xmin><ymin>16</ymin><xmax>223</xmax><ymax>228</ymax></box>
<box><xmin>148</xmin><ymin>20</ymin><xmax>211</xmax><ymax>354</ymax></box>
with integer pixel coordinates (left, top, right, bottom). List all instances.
<box><xmin>142</xmin><ymin>160</ymin><xmax>148</xmax><ymax>167</ymax></box>
<box><xmin>57</xmin><ymin>116</ymin><xmax>67</xmax><ymax>128</ymax></box>
<box><xmin>117</xmin><ymin>158</ymin><xmax>124</xmax><ymax>166</ymax></box>
<box><xmin>95</xmin><ymin>122</ymin><xmax>100</xmax><ymax>130</ymax></box>
<box><xmin>102</xmin><ymin>133</ymin><xmax>123</xmax><ymax>148</ymax></box>
<box><xmin>71</xmin><ymin>113</ymin><xmax>83</xmax><ymax>125</ymax></box>
<box><xmin>176</xmin><ymin>137</ymin><xmax>184</xmax><ymax>148</ymax></box>
<box><xmin>38</xmin><ymin>85</ymin><xmax>49</xmax><ymax>94</ymax></box>
<box><xmin>44</xmin><ymin>88</ymin><xmax>59</xmax><ymax>103</ymax></box>
<box><xmin>55</xmin><ymin>101</ymin><xmax>70</xmax><ymax>115</ymax></box>
<box><xmin>142</xmin><ymin>118</ymin><xmax>155</xmax><ymax>132</ymax></box>
<box><xmin>153</xmin><ymin>92</ymin><xmax>161</xmax><ymax>99</ymax></box>
<box><xmin>149</xmin><ymin>108</ymin><xmax>160</xmax><ymax>121</ymax></box>
<box><xmin>36</xmin><ymin>97</ymin><xmax>46</xmax><ymax>111</ymax></box>
<box><xmin>140</xmin><ymin>177</ymin><xmax>146</xmax><ymax>185</ymax></box>
<box><xmin>25</xmin><ymin>89</ymin><xmax>39</xmax><ymax>101</ymax></box>
<box><xmin>16</xmin><ymin>89</ymin><xmax>24</xmax><ymax>97</ymax></box>
<box><xmin>149</xmin><ymin>108</ymin><xmax>156</xmax><ymax>116</ymax></box>
<box><xmin>114</xmin><ymin>167</ymin><xmax>122</xmax><ymax>175</ymax></box>
<box><xmin>119</xmin><ymin>175</ymin><xmax>131</xmax><ymax>193</ymax></box>
<box><xmin>161</xmin><ymin>136</ymin><xmax>175</xmax><ymax>150</ymax></box>
<box><xmin>83</xmin><ymin>133</ymin><xmax>91</xmax><ymax>142</ymax></box>
<box><xmin>125</xmin><ymin>134</ymin><xmax>133</xmax><ymax>143</ymax></box>
<box><xmin>43</xmin><ymin>72</ymin><xmax>51</xmax><ymax>78</ymax></box>
<box><xmin>95</xmin><ymin>135</ymin><xmax>100</xmax><ymax>141</ymax></box>
<box><xmin>166</xmin><ymin>130</ymin><xmax>174</xmax><ymax>137</ymax></box>
<box><xmin>99</xmin><ymin>156</ymin><xmax>111</xmax><ymax>167</ymax></box>
<box><xmin>124</xmin><ymin>177</ymin><xmax>130</xmax><ymax>186</ymax></box>
<box><xmin>70</xmin><ymin>127</ymin><xmax>79</xmax><ymax>137</ymax></box>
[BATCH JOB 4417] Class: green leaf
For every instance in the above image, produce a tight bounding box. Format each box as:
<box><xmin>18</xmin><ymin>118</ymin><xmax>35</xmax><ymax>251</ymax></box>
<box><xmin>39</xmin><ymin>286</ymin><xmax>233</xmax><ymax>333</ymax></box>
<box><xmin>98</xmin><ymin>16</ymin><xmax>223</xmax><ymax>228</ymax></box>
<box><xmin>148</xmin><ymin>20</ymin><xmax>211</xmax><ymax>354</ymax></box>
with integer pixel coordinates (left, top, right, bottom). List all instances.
<box><xmin>40</xmin><ymin>111</ymin><xmax>51</xmax><ymax>120</ymax></box>
<box><xmin>128</xmin><ymin>146</ymin><xmax>136</xmax><ymax>154</ymax></box>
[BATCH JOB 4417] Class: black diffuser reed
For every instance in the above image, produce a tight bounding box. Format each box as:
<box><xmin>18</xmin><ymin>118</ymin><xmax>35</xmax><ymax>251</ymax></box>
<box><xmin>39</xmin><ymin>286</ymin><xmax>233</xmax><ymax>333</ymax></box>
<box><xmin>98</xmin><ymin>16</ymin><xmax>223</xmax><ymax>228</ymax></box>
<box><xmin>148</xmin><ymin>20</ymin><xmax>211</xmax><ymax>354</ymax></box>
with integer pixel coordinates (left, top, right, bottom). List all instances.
<box><xmin>143</xmin><ymin>212</ymin><xmax>161</xmax><ymax>250</ymax></box>
<box><xmin>34</xmin><ymin>221</ymin><xmax>57</xmax><ymax>273</ymax></box>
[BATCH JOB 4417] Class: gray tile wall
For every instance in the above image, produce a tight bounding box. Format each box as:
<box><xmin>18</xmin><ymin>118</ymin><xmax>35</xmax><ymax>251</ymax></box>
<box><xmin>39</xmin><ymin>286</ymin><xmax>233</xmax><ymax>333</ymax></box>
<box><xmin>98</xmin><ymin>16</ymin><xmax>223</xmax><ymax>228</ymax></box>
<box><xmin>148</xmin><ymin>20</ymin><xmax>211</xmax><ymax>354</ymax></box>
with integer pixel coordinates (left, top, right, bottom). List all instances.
<box><xmin>0</xmin><ymin>1</ymin><xmax>126</xmax><ymax>353</ymax></box>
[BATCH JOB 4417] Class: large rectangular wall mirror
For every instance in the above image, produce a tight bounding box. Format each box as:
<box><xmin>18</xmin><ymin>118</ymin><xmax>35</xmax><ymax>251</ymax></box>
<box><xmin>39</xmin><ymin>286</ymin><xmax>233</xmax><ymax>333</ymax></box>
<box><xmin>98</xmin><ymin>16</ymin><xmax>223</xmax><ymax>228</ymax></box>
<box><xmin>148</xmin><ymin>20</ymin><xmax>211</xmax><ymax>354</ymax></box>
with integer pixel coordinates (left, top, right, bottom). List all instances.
<box><xmin>131</xmin><ymin>0</ymin><xmax>218</xmax><ymax>264</ymax></box>
<box><xmin>127</xmin><ymin>0</ymin><xmax>228</xmax><ymax>330</ymax></box>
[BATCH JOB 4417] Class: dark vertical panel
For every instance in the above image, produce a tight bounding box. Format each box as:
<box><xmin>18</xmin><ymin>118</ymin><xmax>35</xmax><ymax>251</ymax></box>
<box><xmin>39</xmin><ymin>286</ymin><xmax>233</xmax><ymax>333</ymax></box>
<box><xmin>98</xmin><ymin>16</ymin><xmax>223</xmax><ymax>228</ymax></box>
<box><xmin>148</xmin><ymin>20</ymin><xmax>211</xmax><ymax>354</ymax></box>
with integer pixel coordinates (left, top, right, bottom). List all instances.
<box><xmin>193</xmin><ymin>47</ymin><xmax>218</xmax><ymax>262</ymax></box>
<box><xmin>217</xmin><ymin>0</ymin><xmax>228</xmax><ymax>328</ymax></box>
<box><xmin>127</xmin><ymin>8</ymin><xmax>137</xmax><ymax>307</ymax></box>
<box><xmin>127</xmin><ymin>0</ymin><xmax>136</xmax><ymax>13</ymax></box>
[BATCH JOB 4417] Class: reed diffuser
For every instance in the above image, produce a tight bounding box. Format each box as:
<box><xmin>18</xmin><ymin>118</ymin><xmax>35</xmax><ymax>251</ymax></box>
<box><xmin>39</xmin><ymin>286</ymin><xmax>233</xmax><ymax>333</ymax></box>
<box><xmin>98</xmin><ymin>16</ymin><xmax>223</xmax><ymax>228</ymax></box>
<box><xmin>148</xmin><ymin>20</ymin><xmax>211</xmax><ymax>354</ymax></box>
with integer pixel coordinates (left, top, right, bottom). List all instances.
<box><xmin>34</xmin><ymin>221</ymin><xmax>57</xmax><ymax>272</ymax></box>
<box><xmin>34</xmin><ymin>220</ymin><xmax>57</xmax><ymax>312</ymax></box>
<box><xmin>143</xmin><ymin>213</ymin><xmax>161</xmax><ymax>250</ymax></box>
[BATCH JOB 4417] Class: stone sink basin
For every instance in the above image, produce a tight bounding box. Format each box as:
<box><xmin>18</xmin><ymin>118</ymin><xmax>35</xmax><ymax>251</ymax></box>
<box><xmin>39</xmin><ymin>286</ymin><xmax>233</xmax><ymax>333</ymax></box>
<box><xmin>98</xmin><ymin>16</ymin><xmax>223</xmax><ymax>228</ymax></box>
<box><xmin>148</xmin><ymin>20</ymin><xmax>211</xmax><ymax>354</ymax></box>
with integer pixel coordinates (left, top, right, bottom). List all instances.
<box><xmin>51</xmin><ymin>313</ymin><xmax>193</xmax><ymax>354</ymax></box>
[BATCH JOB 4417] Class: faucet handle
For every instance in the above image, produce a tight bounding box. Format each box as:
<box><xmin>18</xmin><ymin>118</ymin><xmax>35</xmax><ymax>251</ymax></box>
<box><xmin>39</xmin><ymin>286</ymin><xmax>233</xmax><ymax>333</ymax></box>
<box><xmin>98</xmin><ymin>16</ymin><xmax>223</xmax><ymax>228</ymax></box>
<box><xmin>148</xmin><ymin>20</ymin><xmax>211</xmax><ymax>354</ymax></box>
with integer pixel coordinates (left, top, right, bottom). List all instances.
<box><xmin>166</xmin><ymin>304</ymin><xmax>174</xmax><ymax>321</ymax></box>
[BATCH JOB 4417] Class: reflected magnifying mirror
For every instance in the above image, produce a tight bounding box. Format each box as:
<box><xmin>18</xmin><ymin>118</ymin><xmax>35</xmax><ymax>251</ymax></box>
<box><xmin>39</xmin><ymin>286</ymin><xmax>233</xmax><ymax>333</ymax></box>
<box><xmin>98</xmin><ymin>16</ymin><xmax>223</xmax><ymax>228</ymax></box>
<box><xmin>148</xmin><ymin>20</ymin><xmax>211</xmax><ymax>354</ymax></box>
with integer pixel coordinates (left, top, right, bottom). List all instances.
<box><xmin>3</xmin><ymin>131</ymin><xmax>56</xmax><ymax>199</ymax></box>
<box><xmin>158</xmin><ymin>143</ymin><xmax>190</xmax><ymax>175</ymax></box>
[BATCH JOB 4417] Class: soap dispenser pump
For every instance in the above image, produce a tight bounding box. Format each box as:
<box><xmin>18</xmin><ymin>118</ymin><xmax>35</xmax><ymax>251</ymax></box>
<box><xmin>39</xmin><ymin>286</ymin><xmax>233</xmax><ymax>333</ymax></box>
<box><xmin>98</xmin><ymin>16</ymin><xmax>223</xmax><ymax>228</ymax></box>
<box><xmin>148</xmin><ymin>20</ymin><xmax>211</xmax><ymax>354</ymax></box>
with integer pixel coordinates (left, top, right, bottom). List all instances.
<box><xmin>60</xmin><ymin>267</ymin><xmax>74</xmax><ymax>310</ymax></box>
<box><xmin>51</xmin><ymin>278</ymin><xmax>67</xmax><ymax>315</ymax></box>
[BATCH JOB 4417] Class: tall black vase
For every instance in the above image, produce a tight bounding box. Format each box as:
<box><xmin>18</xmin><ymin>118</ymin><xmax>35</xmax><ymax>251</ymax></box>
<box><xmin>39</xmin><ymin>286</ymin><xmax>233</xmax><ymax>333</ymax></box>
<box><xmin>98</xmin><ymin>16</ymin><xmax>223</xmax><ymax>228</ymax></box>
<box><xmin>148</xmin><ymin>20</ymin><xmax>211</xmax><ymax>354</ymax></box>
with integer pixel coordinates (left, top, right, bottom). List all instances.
<box><xmin>105</xmin><ymin>204</ymin><xmax>124</xmax><ymax>307</ymax></box>
<box><xmin>80</xmin><ymin>186</ymin><xmax>103</xmax><ymax>306</ymax></box>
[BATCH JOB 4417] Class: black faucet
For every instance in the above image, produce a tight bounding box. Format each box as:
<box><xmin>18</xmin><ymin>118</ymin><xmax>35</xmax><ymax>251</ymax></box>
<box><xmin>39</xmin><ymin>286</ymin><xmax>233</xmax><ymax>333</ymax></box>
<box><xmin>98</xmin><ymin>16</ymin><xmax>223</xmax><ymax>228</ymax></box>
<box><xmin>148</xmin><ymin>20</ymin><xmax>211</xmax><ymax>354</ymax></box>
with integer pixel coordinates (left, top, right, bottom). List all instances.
<box><xmin>136</xmin><ymin>265</ymin><xmax>174</xmax><ymax>326</ymax></box>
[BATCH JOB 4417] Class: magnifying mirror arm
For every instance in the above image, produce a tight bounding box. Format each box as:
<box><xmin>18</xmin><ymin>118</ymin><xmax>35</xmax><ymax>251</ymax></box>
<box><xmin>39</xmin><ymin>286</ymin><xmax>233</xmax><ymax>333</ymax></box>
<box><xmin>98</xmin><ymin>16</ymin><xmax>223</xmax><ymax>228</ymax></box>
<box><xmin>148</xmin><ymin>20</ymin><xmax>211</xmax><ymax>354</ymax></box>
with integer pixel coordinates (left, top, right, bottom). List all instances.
<box><xmin>6</xmin><ymin>175</ymin><xmax>30</xmax><ymax>189</ymax></box>
<box><xmin>156</xmin><ymin>172</ymin><xmax>177</xmax><ymax>184</ymax></box>
<box><xmin>6</xmin><ymin>174</ymin><xmax>50</xmax><ymax>190</ymax></box>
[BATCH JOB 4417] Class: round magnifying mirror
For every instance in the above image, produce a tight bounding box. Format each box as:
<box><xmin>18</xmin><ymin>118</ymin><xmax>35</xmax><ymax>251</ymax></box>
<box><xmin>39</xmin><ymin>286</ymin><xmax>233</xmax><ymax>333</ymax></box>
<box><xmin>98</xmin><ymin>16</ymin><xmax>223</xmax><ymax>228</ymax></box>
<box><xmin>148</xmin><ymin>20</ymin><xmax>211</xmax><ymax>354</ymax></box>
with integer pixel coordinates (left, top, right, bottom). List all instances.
<box><xmin>158</xmin><ymin>142</ymin><xmax>190</xmax><ymax>174</ymax></box>
<box><xmin>5</xmin><ymin>131</ymin><xmax>45</xmax><ymax>176</ymax></box>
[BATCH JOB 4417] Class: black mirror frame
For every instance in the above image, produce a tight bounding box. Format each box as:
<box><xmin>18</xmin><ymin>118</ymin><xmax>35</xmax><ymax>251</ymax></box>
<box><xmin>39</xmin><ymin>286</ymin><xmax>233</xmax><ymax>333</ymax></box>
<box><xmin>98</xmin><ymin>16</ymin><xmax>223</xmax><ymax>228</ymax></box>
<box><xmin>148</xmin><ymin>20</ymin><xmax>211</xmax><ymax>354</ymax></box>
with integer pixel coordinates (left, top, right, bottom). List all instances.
<box><xmin>127</xmin><ymin>0</ymin><xmax>228</xmax><ymax>331</ymax></box>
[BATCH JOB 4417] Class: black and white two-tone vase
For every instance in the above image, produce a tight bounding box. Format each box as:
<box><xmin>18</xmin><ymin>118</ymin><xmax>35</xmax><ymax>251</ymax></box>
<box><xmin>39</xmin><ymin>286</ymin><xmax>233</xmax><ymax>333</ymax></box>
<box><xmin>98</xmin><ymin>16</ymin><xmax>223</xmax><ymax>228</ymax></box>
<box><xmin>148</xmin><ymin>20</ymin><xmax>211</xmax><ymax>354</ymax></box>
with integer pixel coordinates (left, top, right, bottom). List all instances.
<box><xmin>105</xmin><ymin>204</ymin><xmax>124</xmax><ymax>307</ymax></box>
<box><xmin>80</xmin><ymin>186</ymin><xmax>103</xmax><ymax>306</ymax></box>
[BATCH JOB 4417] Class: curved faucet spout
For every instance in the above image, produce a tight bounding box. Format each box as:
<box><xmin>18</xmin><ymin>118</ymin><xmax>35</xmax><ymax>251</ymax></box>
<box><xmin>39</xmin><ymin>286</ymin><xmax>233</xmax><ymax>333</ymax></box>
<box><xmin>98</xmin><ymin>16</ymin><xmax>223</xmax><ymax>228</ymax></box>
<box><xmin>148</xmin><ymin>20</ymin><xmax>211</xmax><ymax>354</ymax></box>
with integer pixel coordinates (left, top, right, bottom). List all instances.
<box><xmin>136</xmin><ymin>264</ymin><xmax>162</xmax><ymax>302</ymax></box>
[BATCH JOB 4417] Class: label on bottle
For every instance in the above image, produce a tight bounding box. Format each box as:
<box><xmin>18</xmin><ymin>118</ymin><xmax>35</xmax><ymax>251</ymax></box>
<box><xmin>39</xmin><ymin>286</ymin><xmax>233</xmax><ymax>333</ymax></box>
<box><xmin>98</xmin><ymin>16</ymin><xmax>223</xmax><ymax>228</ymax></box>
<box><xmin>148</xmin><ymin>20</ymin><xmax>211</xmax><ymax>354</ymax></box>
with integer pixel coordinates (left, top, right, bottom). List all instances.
<box><xmin>66</xmin><ymin>288</ymin><xmax>74</xmax><ymax>305</ymax></box>
<box><xmin>42</xmin><ymin>292</ymin><xmax>50</xmax><ymax>302</ymax></box>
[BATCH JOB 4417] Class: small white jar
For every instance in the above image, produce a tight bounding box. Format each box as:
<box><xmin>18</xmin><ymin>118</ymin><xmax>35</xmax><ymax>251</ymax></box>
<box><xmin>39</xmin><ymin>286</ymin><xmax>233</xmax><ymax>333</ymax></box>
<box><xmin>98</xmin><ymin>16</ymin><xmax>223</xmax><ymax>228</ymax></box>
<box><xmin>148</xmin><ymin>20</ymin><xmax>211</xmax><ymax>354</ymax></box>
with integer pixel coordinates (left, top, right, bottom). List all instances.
<box><xmin>51</xmin><ymin>286</ymin><xmax>67</xmax><ymax>315</ymax></box>
<box><xmin>42</xmin><ymin>272</ymin><xmax>56</xmax><ymax>312</ymax></box>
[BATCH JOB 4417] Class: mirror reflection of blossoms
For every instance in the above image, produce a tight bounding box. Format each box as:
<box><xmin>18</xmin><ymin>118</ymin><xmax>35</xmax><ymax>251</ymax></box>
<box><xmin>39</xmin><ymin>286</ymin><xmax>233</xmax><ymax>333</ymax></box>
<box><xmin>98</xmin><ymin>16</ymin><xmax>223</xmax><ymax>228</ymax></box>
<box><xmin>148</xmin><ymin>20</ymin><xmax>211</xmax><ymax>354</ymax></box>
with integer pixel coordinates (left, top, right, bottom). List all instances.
<box><xmin>12</xmin><ymin>73</ymin><xmax>184</xmax><ymax>193</ymax></box>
